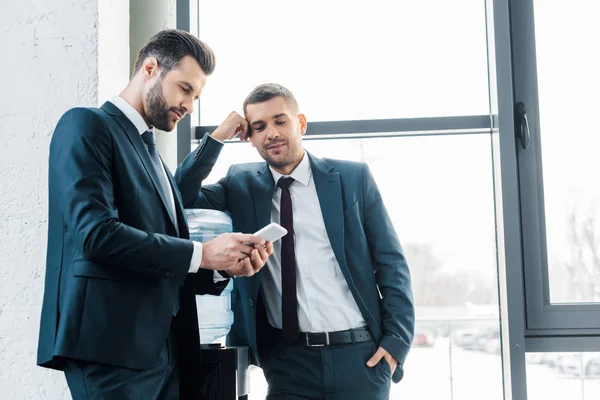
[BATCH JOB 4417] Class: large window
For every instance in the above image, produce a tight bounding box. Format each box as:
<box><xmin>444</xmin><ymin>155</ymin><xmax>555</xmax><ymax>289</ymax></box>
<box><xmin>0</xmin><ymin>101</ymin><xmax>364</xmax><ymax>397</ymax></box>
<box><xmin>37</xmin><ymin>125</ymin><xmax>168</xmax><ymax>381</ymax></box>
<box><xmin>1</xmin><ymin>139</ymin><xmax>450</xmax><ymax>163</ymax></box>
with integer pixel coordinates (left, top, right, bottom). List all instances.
<box><xmin>194</xmin><ymin>0</ymin><xmax>490</xmax><ymax>125</ymax></box>
<box><xmin>533</xmin><ymin>1</ymin><xmax>600</xmax><ymax>305</ymax></box>
<box><xmin>513</xmin><ymin>0</ymin><xmax>600</xmax><ymax>330</ymax></box>
<box><xmin>193</xmin><ymin>0</ymin><xmax>502</xmax><ymax>395</ymax></box>
<box><xmin>177</xmin><ymin>0</ymin><xmax>600</xmax><ymax>398</ymax></box>
<box><xmin>202</xmin><ymin>135</ymin><xmax>502</xmax><ymax>400</ymax></box>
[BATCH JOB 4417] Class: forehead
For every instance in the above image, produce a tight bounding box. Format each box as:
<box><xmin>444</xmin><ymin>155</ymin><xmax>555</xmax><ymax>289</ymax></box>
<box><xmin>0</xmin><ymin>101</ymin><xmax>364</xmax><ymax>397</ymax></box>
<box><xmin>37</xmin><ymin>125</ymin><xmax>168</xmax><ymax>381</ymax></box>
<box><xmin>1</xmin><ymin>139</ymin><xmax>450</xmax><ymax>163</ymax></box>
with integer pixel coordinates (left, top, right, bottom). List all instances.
<box><xmin>246</xmin><ymin>96</ymin><xmax>294</xmax><ymax>123</ymax></box>
<box><xmin>163</xmin><ymin>55</ymin><xmax>207</xmax><ymax>88</ymax></box>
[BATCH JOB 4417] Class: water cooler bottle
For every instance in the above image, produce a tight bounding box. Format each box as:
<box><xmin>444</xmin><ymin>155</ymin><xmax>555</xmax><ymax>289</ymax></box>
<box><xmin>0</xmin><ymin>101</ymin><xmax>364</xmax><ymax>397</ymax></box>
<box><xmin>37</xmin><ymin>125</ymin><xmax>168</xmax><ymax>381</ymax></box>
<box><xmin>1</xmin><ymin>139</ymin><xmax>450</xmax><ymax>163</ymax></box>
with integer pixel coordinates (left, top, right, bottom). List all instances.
<box><xmin>186</xmin><ymin>209</ymin><xmax>250</xmax><ymax>400</ymax></box>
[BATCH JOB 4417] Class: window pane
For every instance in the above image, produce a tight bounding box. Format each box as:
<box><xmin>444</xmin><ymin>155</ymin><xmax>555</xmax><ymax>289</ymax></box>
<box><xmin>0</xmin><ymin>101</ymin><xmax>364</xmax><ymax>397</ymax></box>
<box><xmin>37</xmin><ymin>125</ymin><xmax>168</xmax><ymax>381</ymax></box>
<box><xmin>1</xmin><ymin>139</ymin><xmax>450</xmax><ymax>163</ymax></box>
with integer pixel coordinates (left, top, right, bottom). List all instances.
<box><xmin>533</xmin><ymin>1</ymin><xmax>600</xmax><ymax>303</ymax></box>
<box><xmin>196</xmin><ymin>0</ymin><xmax>490</xmax><ymax>125</ymax></box>
<box><xmin>527</xmin><ymin>352</ymin><xmax>600</xmax><ymax>400</ymax></box>
<box><xmin>199</xmin><ymin>133</ymin><xmax>501</xmax><ymax>399</ymax></box>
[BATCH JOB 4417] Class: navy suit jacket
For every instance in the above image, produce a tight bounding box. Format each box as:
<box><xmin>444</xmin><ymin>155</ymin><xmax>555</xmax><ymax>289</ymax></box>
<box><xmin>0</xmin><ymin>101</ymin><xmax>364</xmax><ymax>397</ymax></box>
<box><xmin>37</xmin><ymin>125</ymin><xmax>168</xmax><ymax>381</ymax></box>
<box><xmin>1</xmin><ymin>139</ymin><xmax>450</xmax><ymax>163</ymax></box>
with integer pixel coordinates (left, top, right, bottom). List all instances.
<box><xmin>176</xmin><ymin>136</ymin><xmax>415</xmax><ymax>383</ymax></box>
<box><xmin>37</xmin><ymin>102</ymin><xmax>226</xmax><ymax>398</ymax></box>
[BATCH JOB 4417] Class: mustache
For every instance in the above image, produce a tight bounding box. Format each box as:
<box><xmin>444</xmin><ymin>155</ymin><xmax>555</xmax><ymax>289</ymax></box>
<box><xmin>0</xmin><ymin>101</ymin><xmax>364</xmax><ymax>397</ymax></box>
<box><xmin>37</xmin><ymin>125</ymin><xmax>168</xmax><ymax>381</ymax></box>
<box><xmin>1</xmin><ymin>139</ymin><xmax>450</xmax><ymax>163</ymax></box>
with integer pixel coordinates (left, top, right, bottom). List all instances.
<box><xmin>265</xmin><ymin>140</ymin><xmax>286</xmax><ymax>149</ymax></box>
<box><xmin>170</xmin><ymin>108</ymin><xmax>186</xmax><ymax>118</ymax></box>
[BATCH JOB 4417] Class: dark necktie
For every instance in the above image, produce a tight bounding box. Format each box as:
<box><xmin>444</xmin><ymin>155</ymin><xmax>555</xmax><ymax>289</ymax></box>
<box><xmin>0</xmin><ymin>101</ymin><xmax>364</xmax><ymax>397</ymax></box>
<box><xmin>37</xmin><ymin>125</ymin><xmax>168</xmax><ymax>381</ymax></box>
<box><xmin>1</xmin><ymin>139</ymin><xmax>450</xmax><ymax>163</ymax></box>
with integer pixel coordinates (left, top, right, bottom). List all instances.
<box><xmin>141</xmin><ymin>130</ymin><xmax>176</xmax><ymax>225</ymax></box>
<box><xmin>142</xmin><ymin>130</ymin><xmax>179</xmax><ymax>315</ymax></box>
<box><xmin>278</xmin><ymin>176</ymin><xmax>299</xmax><ymax>344</ymax></box>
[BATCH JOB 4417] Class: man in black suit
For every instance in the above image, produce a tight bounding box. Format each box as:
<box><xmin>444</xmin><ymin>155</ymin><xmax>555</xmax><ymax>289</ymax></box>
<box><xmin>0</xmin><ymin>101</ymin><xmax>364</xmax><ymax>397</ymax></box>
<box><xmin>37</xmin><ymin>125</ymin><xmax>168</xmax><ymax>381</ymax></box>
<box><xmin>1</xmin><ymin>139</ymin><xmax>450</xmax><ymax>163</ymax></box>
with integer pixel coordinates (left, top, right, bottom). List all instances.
<box><xmin>37</xmin><ymin>29</ymin><xmax>272</xmax><ymax>399</ymax></box>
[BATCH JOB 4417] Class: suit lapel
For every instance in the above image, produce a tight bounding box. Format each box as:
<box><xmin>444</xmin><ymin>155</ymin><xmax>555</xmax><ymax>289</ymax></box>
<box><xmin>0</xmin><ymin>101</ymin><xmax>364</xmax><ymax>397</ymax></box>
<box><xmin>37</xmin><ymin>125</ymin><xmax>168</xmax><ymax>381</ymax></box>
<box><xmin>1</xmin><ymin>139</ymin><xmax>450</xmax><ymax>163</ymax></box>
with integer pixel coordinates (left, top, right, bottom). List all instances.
<box><xmin>251</xmin><ymin>163</ymin><xmax>275</xmax><ymax>230</ymax></box>
<box><xmin>101</xmin><ymin>102</ymin><xmax>178</xmax><ymax>232</ymax></box>
<box><xmin>309</xmin><ymin>153</ymin><xmax>348</xmax><ymax>272</ymax></box>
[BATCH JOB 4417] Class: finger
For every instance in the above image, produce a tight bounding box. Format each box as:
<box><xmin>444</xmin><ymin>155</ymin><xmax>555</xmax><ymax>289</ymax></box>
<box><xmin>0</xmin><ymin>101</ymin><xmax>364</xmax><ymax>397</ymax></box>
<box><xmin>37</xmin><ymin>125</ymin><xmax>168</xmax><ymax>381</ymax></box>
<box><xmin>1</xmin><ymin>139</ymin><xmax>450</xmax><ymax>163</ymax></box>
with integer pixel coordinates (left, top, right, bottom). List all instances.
<box><xmin>227</xmin><ymin>258</ymin><xmax>246</xmax><ymax>276</ymax></box>
<box><xmin>234</xmin><ymin>234</ymin><xmax>266</xmax><ymax>246</ymax></box>
<box><xmin>249</xmin><ymin>249</ymin><xmax>264</xmax><ymax>272</ymax></box>
<box><xmin>233</xmin><ymin>123</ymin><xmax>244</xmax><ymax>137</ymax></box>
<box><xmin>252</xmin><ymin>248</ymin><xmax>268</xmax><ymax>271</ymax></box>
<box><xmin>366</xmin><ymin>347</ymin><xmax>386</xmax><ymax>367</ymax></box>
<box><xmin>264</xmin><ymin>241</ymin><xmax>274</xmax><ymax>255</ymax></box>
<box><xmin>386</xmin><ymin>356</ymin><xmax>397</xmax><ymax>372</ymax></box>
<box><xmin>235</xmin><ymin>118</ymin><xmax>247</xmax><ymax>141</ymax></box>
<box><xmin>239</xmin><ymin>119</ymin><xmax>250</xmax><ymax>141</ymax></box>
<box><xmin>241</xmin><ymin>257</ymin><xmax>254</xmax><ymax>277</ymax></box>
<box><xmin>233</xmin><ymin>242</ymin><xmax>256</xmax><ymax>258</ymax></box>
<box><xmin>256</xmin><ymin>246</ymin><xmax>269</xmax><ymax>263</ymax></box>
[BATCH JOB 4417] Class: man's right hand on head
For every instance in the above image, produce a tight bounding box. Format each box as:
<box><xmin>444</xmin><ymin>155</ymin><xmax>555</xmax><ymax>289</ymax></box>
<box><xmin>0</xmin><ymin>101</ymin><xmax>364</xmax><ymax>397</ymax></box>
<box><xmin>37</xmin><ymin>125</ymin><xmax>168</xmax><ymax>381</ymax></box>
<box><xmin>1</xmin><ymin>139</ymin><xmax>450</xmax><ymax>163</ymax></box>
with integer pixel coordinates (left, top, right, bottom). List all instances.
<box><xmin>199</xmin><ymin>232</ymin><xmax>265</xmax><ymax>273</ymax></box>
<box><xmin>211</xmin><ymin>111</ymin><xmax>250</xmax><ymax>142</ymax></box>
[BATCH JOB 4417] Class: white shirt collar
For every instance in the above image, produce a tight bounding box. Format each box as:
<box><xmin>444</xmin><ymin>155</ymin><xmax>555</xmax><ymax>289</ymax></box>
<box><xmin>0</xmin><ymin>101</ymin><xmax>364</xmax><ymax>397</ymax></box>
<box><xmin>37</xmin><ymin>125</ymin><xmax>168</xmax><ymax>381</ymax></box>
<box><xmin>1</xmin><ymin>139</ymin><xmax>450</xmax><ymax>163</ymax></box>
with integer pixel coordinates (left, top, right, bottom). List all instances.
<box><xmin>270</xmin><ymin>151</ymin><xmax>311</xmax><ymax>187</ymax></box>
<box><xmin>110</xmin><ymin>96</ymin><xmax>151</xmax><ymax>136</ymax></box>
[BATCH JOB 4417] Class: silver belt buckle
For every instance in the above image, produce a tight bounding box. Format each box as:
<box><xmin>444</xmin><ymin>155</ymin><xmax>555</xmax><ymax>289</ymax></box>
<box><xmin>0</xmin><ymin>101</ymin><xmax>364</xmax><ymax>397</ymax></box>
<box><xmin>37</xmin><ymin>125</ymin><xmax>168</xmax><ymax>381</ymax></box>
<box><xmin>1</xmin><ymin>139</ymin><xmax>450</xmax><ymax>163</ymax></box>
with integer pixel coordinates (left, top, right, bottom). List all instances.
<box><xmin>306</xmin><ymin>332</ymin><xmax>330</xmax><ymax>347</ymax></box>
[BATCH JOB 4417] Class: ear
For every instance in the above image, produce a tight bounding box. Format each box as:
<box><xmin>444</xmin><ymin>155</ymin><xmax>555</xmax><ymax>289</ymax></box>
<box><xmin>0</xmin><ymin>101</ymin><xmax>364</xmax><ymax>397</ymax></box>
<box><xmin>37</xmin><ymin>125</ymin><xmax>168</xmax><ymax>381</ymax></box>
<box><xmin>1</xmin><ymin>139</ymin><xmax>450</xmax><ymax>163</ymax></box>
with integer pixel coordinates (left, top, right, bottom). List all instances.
<box><xmin>141</xmin><ymin>57</ymin><xmax>159</xmax><ymax>80</ymax></box>
<box><xmin>298</xmin><ymin>113</ymin><xmax>308</xmax><ymax>136</ymax></box>
<box><xmin>249</xmin><ymin>136</ymin><xmax>256</xmax><ymax>148</ymax></box>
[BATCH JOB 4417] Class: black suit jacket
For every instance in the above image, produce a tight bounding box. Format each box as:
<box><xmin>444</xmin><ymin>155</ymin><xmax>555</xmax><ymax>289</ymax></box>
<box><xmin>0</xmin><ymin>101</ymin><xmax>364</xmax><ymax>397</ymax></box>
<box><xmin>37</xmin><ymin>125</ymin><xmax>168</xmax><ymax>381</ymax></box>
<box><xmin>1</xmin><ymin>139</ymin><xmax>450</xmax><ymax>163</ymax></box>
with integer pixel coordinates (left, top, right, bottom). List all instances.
<box><xmin>37</xmin><ymin>102</ymin><xmax>225</xmax><ymax>398</ymax></box>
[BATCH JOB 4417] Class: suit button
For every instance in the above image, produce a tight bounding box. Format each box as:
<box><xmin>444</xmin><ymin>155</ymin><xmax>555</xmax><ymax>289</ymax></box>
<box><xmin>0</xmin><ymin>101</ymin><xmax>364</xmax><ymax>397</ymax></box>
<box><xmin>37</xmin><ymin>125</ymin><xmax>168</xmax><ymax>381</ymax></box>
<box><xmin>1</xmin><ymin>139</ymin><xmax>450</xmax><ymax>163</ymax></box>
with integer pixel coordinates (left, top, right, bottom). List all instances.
<box><xmin>248</xmin><ymin>299</ymin><xmax>255</xmax><ymax>307</ymax></box>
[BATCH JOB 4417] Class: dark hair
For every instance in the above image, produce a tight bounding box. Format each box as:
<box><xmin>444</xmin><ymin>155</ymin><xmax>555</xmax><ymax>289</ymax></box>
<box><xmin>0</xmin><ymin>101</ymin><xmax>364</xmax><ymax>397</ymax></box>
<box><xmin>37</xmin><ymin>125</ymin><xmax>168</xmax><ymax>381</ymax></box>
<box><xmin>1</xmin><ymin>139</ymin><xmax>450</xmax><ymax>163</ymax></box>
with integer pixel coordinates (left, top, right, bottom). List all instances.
<box><xmin>132</xmin><ymin>29</ymin><xmax>216</xmax><ymax>77</ymax></box>
<box><xmin>243</xmin><ymin>83</ymin><xmax>299</xmax><ymax>116</ymax></box>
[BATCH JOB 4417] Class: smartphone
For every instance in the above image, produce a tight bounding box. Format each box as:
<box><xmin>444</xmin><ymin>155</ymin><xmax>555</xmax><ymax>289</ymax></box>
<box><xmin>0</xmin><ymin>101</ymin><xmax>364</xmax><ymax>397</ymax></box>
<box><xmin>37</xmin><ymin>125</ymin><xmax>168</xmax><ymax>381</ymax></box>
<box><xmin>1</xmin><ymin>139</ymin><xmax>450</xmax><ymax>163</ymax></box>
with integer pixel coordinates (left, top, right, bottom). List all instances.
<box><xmin>253</xmin><ymin>222</ymin><xmax>288</xmax><ymax>243</ymax></box>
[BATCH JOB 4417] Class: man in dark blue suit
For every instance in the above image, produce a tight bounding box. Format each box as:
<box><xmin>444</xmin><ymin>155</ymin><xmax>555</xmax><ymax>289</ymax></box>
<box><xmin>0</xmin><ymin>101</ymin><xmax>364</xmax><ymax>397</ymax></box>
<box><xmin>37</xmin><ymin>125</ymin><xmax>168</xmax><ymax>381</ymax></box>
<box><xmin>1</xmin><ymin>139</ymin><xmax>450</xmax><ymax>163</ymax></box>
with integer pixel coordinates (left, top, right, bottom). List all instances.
<box><xmin>37</xmin><ymin>30</ymin><xmax>272</xmax><ymax>399</ymax></box>
<box><xmin>178</xmin><ymin>83</ymin><xmax>415</xmax><ymax>399</ymax></box>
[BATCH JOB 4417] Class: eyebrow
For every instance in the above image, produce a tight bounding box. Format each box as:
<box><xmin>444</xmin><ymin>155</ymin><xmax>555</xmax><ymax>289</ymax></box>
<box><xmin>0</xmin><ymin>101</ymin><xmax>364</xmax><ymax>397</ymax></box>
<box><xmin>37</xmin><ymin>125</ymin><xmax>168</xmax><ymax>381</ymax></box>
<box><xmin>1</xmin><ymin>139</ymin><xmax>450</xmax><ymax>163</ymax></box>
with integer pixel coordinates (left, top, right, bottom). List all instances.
<box><xmin>180</xmin><ymin>81</ymin><xmax>194</xmax><ymax>92</ymax></box>
<box><xmin>180</xmin><ymin>81</ymin><xmax>200</xmax><ymax>100</ymax></box>
<box><xmin>250</xmin><ymin>113</ymin><xmax>288</xmax><ymax>127</ymax></box>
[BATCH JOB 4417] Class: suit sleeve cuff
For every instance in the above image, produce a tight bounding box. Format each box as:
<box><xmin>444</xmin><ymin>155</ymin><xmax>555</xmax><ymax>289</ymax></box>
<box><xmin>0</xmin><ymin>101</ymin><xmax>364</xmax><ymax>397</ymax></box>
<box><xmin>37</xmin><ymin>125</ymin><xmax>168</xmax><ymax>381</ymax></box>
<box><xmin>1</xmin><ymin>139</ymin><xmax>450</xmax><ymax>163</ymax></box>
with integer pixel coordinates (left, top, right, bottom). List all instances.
<box><xmin>380</xmin><ymin>334</ymin><xmax>411</xmax><ymax>383</ymax></box>
<box><xmin>208</xmin><ymin>133</ymin><xmax>224</xmax><ymax>144</ymax></box>
<box><xmin>188</xmin><ymin>242</ymin><xmax>203</xmax><ymax>273</ymax></box>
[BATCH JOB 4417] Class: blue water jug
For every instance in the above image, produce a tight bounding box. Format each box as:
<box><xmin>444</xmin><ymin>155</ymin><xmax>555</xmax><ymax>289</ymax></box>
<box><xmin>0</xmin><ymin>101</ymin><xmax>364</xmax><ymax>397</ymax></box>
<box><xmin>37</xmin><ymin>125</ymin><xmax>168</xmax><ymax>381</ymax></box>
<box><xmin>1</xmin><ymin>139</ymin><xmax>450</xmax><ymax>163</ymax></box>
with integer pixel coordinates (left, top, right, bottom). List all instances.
<box><xmin>185</xmin><ymin>209</ymin><xmax>234</xmax><ymax>344</ymax></box>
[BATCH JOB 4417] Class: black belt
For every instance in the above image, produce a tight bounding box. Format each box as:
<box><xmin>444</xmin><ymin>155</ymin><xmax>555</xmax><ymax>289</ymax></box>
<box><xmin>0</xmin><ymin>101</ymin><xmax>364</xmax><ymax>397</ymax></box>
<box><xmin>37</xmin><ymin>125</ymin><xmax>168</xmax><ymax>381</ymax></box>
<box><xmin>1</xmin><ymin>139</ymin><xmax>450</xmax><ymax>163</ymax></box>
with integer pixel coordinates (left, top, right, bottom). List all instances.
<box><xmin>299</xmin><ymin>327</ymin><xmax>372</xmax><ymax>347</ymax></box>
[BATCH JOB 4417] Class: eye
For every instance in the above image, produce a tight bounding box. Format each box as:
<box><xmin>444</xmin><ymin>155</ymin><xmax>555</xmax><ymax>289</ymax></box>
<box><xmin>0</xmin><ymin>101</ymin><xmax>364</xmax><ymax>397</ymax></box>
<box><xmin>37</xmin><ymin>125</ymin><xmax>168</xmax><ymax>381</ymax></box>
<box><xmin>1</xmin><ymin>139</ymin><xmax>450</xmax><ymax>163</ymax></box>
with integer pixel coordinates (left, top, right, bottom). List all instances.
<box><xmin>180</xmin><ymin>85</ymin><xmax>190</xmax><ymax>94</ymax></box>
<box><xmin>275</xmin><ymin>120</ymin><xmax>286</xmax><ymax>125</ymax></box>
<box><xmin>254</xmin><ymin>125</ymin><xmax>265</xmax><ymax>132</ymax></box>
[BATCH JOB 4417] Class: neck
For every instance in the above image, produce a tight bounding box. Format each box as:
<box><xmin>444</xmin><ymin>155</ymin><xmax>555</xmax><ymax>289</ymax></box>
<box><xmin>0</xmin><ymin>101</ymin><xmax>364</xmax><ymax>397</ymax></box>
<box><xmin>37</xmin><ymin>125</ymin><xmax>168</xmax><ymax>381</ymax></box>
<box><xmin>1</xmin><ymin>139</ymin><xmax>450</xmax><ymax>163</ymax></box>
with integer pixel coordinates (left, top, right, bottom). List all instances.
<box><xmin>119</xmin><ymin>83</ymin><xmax>152</xmax><ymax>128</ymax></box>
<box><xmin>271</xmin><ymin>150</ymin><xmax>305</xmax><ymax>176</ymax></box>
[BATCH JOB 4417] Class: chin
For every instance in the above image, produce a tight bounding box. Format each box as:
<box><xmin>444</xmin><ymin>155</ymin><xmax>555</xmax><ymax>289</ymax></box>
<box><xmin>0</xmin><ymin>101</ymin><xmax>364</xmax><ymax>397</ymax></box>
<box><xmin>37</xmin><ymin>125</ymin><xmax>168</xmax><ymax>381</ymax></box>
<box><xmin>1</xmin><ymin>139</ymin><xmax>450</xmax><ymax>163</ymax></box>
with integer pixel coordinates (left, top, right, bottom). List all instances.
<box><xmin>157</xmin><ymin>123</ymin><xmax>177</xmax><ymax>132</ymax></box>
<box><xmin>268</xmin><ymin>158</ymin><xmax>291</xmax><ymax>169</ymax></box>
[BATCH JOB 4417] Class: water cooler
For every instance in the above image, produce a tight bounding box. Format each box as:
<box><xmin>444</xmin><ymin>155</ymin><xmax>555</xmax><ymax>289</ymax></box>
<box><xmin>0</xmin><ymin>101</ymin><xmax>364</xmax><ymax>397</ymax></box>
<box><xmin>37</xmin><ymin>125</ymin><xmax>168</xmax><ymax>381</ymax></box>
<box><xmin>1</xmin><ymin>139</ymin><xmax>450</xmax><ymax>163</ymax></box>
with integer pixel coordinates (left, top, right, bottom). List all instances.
<box><xmin>186</xmin><ymin>209</ymin><xmax>250</xmax><ymax>400</ymax></box>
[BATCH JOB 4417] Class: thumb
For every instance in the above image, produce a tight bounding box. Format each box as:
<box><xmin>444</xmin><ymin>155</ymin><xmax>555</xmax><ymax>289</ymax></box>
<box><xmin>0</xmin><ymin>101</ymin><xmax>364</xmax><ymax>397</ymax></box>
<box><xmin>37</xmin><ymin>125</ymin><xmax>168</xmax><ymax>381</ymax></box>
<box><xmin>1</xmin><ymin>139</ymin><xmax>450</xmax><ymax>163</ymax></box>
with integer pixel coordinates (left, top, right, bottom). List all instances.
<box><xmin>366</xmin><ymin>347</ymin><xmax>386</xmax><ymax>368</ymax></box>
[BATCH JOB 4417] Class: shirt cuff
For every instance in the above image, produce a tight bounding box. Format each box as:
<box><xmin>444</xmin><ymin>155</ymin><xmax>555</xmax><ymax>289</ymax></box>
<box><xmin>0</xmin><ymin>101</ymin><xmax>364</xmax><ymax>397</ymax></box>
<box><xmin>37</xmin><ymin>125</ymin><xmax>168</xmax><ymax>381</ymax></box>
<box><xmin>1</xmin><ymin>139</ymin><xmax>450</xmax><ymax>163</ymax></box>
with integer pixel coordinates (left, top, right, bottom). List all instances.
<box><xmin>208</xmin><ymin>133</ymin><xmax>224</xmax><ymax>144</ymax></box>
<box><xmin>213</xmin><ymin>270</ymin><xmax>229</xmax><ymax>282</ymax></box>
<box><xmin>188</xmin><ymin>241</ymin><xmax>203</xmax><ymax>273</ymax></box>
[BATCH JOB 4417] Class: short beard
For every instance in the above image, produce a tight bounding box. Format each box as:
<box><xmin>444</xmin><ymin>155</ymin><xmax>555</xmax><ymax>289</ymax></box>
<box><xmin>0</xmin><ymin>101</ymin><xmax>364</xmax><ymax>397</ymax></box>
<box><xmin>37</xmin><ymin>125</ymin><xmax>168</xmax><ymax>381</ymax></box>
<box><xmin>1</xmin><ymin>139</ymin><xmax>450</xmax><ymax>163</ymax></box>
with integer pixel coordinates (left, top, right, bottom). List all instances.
<box><xmin>264</xmin><ymin>156</ymin><xmax>291</xmax><ymax>170</ymax></box>
<box><xmin>145</xmin><ymin>78</ymin><xmax>173</xmax><ymax>132</ymax></box>
<box><xmin>260</xmin><ymin>142</ymin><xmax>302</xmax><ymax>171</ymax></box>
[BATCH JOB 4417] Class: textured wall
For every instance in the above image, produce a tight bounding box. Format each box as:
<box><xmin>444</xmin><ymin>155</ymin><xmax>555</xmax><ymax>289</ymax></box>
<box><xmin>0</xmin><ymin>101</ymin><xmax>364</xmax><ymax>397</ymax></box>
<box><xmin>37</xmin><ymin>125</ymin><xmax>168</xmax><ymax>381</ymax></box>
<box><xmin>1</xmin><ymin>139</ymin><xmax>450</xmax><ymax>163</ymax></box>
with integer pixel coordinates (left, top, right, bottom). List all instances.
<box><xmin>0</xmin><ymin>1</ymin><xmax>99</xmax><ymax>398</ymax></box>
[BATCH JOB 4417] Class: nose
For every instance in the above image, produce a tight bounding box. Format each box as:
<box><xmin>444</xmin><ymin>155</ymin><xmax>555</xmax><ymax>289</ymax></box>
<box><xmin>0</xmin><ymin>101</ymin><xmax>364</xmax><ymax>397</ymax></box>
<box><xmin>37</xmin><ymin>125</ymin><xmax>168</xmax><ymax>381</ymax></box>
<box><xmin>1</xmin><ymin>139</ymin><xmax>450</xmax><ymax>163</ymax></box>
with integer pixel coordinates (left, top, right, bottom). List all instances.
<box><xmin>265</xmin><ymin>124</ymin><xmax>279</xmax><ymax>140</ymax></box>
<box><xmin>181</xmin><ymin>99</ymin><xmax>194</xmax><ymax>115</ymax></box>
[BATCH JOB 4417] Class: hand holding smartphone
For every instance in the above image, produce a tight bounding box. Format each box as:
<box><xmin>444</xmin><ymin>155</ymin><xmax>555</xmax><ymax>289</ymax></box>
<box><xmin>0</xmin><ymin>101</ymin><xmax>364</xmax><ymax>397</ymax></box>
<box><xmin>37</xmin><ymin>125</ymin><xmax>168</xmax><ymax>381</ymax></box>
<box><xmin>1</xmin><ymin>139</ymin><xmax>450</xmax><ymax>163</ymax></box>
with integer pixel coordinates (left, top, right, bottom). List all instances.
<box><xmin>253</xmin><ymin>222</ymin><xmax>287</xmax><ymax>243</ymax></box>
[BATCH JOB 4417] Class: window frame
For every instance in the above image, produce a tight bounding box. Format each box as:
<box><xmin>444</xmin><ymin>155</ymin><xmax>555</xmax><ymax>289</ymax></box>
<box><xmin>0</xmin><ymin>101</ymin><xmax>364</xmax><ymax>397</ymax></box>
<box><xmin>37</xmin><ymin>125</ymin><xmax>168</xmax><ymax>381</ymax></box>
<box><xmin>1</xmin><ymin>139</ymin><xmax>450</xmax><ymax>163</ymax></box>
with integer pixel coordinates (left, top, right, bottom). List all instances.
<box><xmin>510</xmin><ymin>0</ymin><xmax>600</xmax><ymax>337</ymax></box>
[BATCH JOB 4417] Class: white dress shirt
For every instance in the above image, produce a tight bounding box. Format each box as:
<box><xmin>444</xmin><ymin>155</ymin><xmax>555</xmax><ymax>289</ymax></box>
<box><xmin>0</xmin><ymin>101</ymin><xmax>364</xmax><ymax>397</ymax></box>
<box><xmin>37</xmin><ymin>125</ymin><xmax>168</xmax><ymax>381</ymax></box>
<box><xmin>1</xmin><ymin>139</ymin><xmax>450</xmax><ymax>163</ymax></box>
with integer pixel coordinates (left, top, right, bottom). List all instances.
<box><xmin>262</xmin><ymin>151</ymin><xmax>366</xmax><ymax>333</ymax></box>
<box><xmin>110</xmin><ymin>96</ymin><xmax>202</xmax><ymax>273</ymax></box>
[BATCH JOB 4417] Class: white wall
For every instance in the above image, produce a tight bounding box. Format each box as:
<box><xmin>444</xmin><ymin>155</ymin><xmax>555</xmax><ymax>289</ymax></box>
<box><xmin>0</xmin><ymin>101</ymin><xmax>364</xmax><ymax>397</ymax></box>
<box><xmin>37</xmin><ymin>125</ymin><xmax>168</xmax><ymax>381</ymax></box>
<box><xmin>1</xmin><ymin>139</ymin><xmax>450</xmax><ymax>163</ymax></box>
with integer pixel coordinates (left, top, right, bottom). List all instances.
<box><xmin>0</xmin><ymin>0</ymin><xmax>128</xmax><ymax>398</ymax></box>
<box><xmin>130</xmin><ymin>0</ymin><xmax>179</xmax><ymax>172</ymax></box>
<box><xmin>98</xmin><ymin>0</ymin><xmax>131</xmax><ymax>105</ymax></box>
